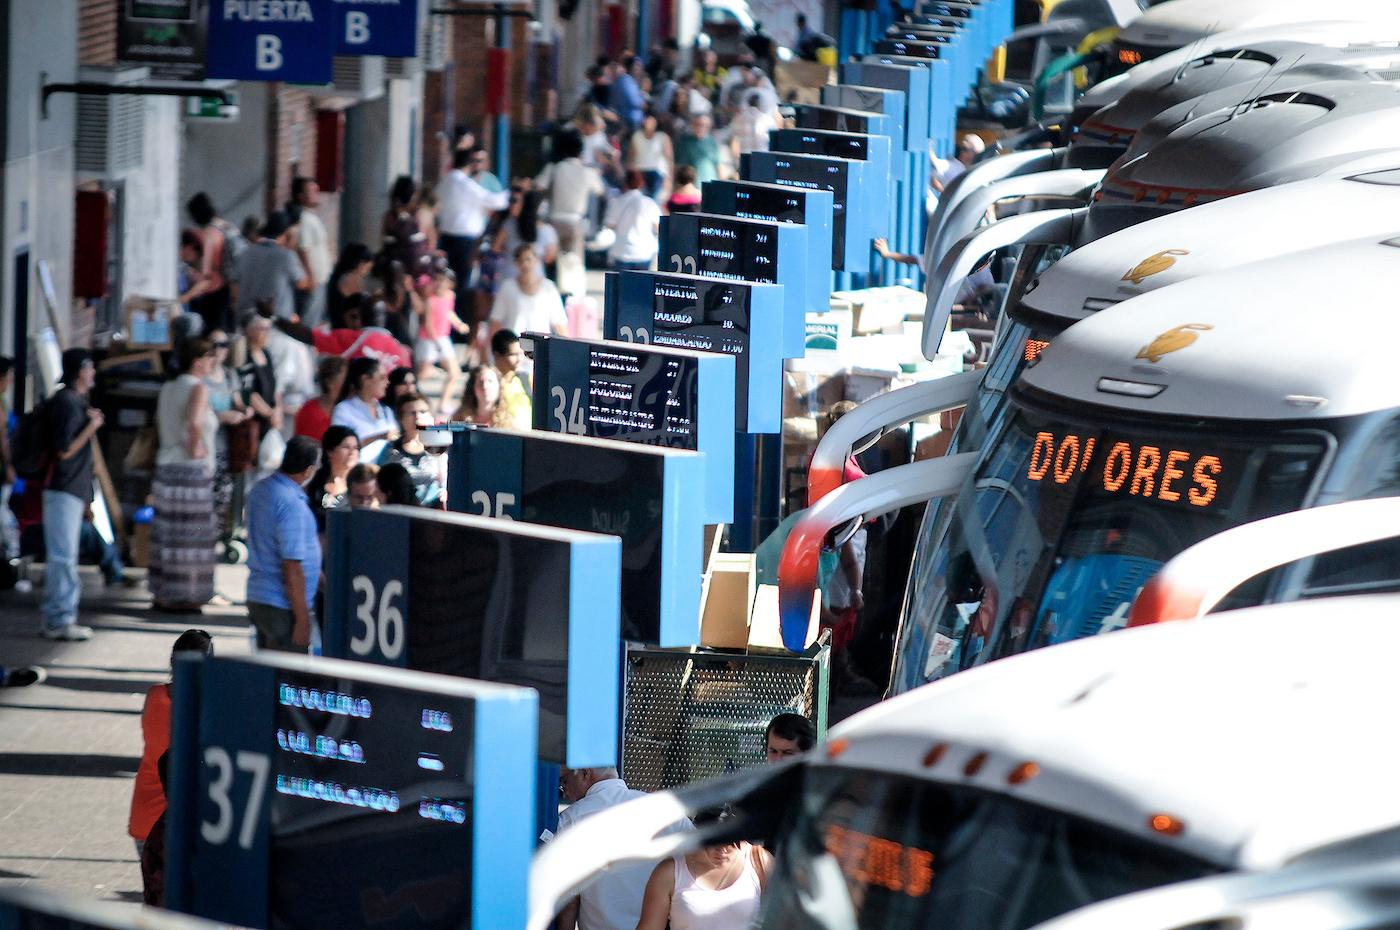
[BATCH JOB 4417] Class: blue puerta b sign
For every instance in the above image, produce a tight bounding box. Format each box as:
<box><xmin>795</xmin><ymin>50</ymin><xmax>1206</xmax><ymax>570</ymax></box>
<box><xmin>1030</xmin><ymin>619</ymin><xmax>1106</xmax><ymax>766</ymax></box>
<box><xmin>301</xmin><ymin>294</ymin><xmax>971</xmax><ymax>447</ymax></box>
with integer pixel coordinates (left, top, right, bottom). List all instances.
<box><xmin>334</xmin><ymin>0</ymin><xmax>418</xmax><ymax>56</ymax></box>
<box><xmin>207</xmin><ymin>0</ymin><xmax>335</xmax><ymax>83</ymax></box>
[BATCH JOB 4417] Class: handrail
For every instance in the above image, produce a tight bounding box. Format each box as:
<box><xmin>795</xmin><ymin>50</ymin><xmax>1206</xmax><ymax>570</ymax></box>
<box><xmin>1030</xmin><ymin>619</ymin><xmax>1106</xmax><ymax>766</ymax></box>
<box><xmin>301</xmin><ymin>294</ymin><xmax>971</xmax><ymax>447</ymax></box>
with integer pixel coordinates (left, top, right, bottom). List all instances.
<box><xmin>929</xmin><ymin>168</ymin><xmax>1105</xmax><ymax>268</ymax></box>
<box><xmin>923</xmin><ymin>207</ymin><xmax>1088</xmax><ymax>359</ymax></box>
<box><xmin>806</xmin><ymin>370</ymin><xmax>981</xmax><ymax>507</ymax></box>
<box><xmin>779</xmin><ymin>454</ymin><xmax>978</xmax><ymax>651</ymax></box>
<box><xmin>1127</xmin><ymin>498</ymin><xmax>1400</xmax><ymax>626</ymax></box>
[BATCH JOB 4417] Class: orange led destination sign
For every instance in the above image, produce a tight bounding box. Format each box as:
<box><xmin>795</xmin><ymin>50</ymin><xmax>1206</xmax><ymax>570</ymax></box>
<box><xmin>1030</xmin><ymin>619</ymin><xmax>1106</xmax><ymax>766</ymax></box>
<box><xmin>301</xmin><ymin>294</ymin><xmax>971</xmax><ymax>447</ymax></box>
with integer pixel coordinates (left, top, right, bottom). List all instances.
<box><xmin>825</xmin><ymin>824</ymin><xmax>935</xmax><ymax>896</ymax></box>
<box><xmin>1026</xmin><ymin>430</ymin><xmax>1223</xmax><ymax>508</ymax></box>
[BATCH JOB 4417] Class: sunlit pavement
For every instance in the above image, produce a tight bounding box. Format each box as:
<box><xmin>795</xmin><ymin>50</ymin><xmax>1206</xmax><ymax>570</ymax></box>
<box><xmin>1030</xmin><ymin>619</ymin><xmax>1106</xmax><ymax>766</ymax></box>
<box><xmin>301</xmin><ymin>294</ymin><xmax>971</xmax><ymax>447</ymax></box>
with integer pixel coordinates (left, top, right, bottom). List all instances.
<box><xmin>0</xmin><ymin>564</ymin><xmax>251</xmax><ymax>903</ymax></box>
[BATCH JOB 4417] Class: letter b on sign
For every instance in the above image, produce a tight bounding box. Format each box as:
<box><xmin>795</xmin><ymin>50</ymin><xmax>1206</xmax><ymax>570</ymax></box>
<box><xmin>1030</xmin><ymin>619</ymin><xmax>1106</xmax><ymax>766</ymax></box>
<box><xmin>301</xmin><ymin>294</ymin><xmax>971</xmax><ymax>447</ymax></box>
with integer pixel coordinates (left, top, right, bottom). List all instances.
<box><xmin>255</xmin><ymin>34</ymin><xmax>283</xmax><ymax>71</ymax></box>
<box><xmin>346</xmin><ymin>12</ymin><xmax>370</xmax><ymax>44</ymax></box>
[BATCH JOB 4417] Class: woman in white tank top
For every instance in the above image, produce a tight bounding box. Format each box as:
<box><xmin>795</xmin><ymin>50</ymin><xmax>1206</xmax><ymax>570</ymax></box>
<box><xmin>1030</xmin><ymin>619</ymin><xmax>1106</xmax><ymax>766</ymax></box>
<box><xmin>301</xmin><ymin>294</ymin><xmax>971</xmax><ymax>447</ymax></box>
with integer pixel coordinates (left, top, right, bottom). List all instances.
<box><xmin>635</xmin><ymin>816</ymin><xmax>773</xmax><ymax>930</ymax></box>
<box><xmin>627</xmin><ymin>114</ymin><xmax>673</xmax><ymax>201</ymax></box>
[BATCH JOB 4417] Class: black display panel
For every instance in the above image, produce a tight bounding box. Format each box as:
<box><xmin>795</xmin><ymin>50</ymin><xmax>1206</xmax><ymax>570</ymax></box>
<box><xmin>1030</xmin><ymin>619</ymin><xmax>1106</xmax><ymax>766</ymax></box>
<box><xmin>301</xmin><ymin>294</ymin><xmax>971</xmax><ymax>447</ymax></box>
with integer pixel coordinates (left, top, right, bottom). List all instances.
<box><xmin>325</xmin><ymin>507</ymin><xmax>588</xmax><ymax>763</ymax></box>
<box><xmin>588</xmin><ymin>345</ymin><xmax>699</xmax><ymax>445</ymax></box>
<box><xmin>445</xmin><ymin>426</ymin><xmax>690</xmax><ymax>644</ymax></box>
<box><xmin>728</xmin><ymin>185</ymin><xmax>806</xmax><ymax>224</ymax></box>
<box><xmin>270</xmin><ymin>673</ymin><xmax>476</xmax><ymax>930</ymax></box>
<box><xmin>873</xmin><ymin>39</ymin><xmax>945</xmax><ymax>58</ymax></box>
<box><xmin>770</xmin><ymin>128</ymin><xmax>869</xmax><ymax>161</ymax></box>
<box><xmin>793</xmin><ymin>104</ymin><xmax>876</xmax><ymax>134</ymax></box>
<box><xmin>691</xmin><ymin>215</ymin><xmax>779</xmax><ymax>284</ymax></box>
<box><xmin>753</xmin><ymin>154</ymin><xmax>850</xmax><ymax>262</ymax></box>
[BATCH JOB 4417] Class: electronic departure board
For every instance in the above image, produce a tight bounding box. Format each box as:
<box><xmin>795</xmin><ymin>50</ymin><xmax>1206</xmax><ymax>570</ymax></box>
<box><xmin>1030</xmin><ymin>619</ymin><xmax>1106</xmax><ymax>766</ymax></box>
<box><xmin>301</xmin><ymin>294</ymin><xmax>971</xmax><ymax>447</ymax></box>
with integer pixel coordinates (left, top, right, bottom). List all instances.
<box><xmin>604</xmin><ymin>270</ymin><xmax>784</xmax><ymax>432</ymax></box>
<box><xmin>699</xmin><ymin>180</ymin><xmax>833</xmax><ymax>316</ymax></box>
<box><xmin>658</xmin><ymin>211</ymin><xmax>810</xmax><ymax>354</ymax></box>
<box><xmin>769</xmin><ymin>128</ymin><xmax>895</xmax><ymax>191</ymax></box>
<box><xmin>820</xmin><ymin>86</ymin><xmax>906</xmax><ymax>174</ymax></box>
<box><xmin>792</xmin><ymin>103</ymin><xmax>893</xmax><ymax>142</ymax></box>
<box><xmin>526</xmin><ymin>333</ymin><xmax>736</xmax><ymax>524</ymax></box>
<box><xmin>321</xmin><ymin>505</ymin><xmax>621</xmax><ymax>767</ymax></box>
<box><xmin>841</xmin><ymin>60</ymin><xmax>933</xmax><ymax>154</ymax></box>
<box><xmin>856</xmin><ymin>52</ymin><xmax>955</xmax><ymax>155</ymax></box>
<box><xmin>743</xmin><ymin>151</ymin><xmax>880</xmax><ymax>274</ymax></box>
<box><xmin>439</xmin><ymin>424</ymin><xmax>704</xmax><ymax>647</ymax></box>
<box><xmin>165</xmin><ymin>651</ymin><xmax>537</xmax><ymax>930</ymax></box>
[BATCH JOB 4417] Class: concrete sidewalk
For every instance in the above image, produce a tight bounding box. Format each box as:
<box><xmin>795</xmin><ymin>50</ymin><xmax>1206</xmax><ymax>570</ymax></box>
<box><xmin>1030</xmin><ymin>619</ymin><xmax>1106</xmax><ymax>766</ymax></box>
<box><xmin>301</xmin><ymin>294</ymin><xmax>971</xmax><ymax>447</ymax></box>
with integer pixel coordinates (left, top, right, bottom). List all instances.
<box><xmin>0</xmin><ymin>564</ymin><xmax>251</xmax><ymax>904</ymax></box>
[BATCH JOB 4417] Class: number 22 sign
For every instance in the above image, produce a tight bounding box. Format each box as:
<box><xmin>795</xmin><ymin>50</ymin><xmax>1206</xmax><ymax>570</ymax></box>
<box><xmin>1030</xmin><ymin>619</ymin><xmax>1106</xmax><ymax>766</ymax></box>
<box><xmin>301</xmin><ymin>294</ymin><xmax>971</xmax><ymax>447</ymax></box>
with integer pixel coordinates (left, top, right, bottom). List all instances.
<box><xmin>324</xmin><ymin>508</ymin><xmax>412</xmax><ymax>667</ymax></box>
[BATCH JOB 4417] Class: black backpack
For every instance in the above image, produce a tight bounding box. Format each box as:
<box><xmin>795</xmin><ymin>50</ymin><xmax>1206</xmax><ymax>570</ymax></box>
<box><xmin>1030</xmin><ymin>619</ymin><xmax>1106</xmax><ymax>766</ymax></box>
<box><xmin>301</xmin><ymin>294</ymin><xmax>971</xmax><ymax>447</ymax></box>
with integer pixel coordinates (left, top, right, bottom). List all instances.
<box><xmin>11</xmin><ymin>398</ymin><xmax>54</xmax><ymax>481</ymax></box>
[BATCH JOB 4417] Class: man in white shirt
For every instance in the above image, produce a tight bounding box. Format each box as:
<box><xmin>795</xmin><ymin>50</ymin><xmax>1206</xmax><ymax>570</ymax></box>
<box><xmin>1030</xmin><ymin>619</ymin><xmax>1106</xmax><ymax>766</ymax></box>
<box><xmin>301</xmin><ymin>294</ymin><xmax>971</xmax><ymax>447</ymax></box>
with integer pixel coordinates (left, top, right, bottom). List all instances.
<box><xmin>288</xmin><ymin>177</ymin><xmax>333</xmax><ymax>326</ymax></box>
<box><xmin>553</xmin><ymin>767</ymin><xmax>690</xmax><ymax>930</ymax></box>
<box><xmin>435</xmin><ymin>147</ymin><xmax>510</xmax><ymax>293</ymax></box>
<box><xmin>605</xmin><ymin>171</ymin><xmax>662</xmax><ymax>271</ymax></box>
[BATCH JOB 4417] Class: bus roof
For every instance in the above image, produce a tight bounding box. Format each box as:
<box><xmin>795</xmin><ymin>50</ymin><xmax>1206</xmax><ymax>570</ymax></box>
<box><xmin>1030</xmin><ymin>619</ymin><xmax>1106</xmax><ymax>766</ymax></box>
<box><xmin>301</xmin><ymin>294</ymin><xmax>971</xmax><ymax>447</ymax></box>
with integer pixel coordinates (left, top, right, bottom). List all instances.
<box><xmin>1088</xmin><ymin>80</ymin><xmax>1400</xmax><ymax>235</ymax></box>
<box><xmin>1076</xmin><ymin>20</ymin><xmax>1400</xmax><ymax>118</ymax></box>
<box><xmin>1117</xmin><ymin>0</ymin><xmax>1400</xmax><ymax>51</ymax></box>
<box><xmin>1018</xmin><ymin>233</ymin><xmax>1400</xmax><ymax>420</ymax></box>
<box><xmin>1077</xmin><ymin>41</ymin><xmax>1400</xmax><ymax>153</ymax></box>
<box><xmin>1020</xmin><ymin>166</ymin><xmax>1400</xmax><ymax>327</ymax></box>
<box><xmin>826</xmin><ymin>594</ymin><xmax>1400</xmax><ymax>871</ymax></box>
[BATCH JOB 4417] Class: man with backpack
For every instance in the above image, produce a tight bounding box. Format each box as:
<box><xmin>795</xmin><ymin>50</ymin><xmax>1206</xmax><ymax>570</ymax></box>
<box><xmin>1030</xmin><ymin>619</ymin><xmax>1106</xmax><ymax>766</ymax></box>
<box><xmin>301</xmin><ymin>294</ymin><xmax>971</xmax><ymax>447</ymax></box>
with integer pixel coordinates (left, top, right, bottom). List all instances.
<box><xmin>32</xmin><ymin>350</ymin><xmax>104</xmax><ymax>640</ymax></box>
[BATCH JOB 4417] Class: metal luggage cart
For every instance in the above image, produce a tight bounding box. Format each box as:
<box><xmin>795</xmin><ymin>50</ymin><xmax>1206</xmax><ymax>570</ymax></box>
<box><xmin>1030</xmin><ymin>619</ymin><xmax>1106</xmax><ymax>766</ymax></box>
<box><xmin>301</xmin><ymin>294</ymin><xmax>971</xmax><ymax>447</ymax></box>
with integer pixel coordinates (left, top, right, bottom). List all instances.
<box><xmin>621</xmin><ymin>637</ymin><xmax>830</xmax><ymax>793</ymax></box>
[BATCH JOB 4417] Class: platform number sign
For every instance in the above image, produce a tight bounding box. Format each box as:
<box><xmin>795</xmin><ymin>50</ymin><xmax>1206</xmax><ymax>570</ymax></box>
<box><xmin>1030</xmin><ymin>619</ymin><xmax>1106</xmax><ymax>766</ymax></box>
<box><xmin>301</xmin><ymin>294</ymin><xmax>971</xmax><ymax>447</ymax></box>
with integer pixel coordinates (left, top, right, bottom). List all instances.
<box><xmin>324</xmin><ymin>508</ymin><xmax>410</xmax><ymax>667</ymax></box>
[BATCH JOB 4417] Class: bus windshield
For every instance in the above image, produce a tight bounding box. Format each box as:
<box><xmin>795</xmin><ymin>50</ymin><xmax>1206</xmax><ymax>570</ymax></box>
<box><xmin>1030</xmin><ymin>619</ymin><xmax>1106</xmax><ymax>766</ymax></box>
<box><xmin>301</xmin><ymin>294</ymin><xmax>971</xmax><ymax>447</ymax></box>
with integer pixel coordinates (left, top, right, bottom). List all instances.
<box><xmin>892</xmin><ymin>405</ymin><xmax>1329</xmax><ymax>690</ymax></box>
<box><xmin>755</xmin><ymin>766</ymin><xmax>1219</xmax><ymax>930</ymax></box>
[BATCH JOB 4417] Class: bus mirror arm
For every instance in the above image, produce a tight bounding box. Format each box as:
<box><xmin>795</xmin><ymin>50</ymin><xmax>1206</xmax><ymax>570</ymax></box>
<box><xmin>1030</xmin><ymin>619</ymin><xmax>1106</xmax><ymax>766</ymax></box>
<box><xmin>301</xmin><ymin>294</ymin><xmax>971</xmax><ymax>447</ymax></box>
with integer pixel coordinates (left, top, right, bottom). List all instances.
<box><xmin>807</xmin><ymin>369</ymin><xmax>981</xmax><ymax>507</ymax></box>
<box><xmin>924</xmin><ymin>208</ymin><xmax>1088</xmax><ymax>360</ymax></box>
<box><xmin>780</xmin><ymin>453</ymin><xmax>979</xmax><ymax>652</ymax></box>
<box><xmin>929</xmin><ymin>168</ymin><xmax>1105</xmax><ymax>270</ymax></box>
<box><xmin>927</xmin><ymin>148</ymin><xmax>1064</xmax><ymax>258</ymax></box>
<box><xmin>1127</xmin><ymin>498</ymin><xmax>1400</xmax><ymax>626</ymax></box>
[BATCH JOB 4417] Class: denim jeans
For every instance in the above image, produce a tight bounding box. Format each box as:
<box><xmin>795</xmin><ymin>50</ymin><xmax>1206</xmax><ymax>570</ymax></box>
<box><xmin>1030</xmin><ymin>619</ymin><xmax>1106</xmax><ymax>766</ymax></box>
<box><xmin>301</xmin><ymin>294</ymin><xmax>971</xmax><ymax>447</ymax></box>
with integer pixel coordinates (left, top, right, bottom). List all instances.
<box><xmin>611</xmin><ymin>259</ymin><xmax>653</xmax><ymax>272</ymax></box>
<box><xmin>41</xmin><ymin>489</ymin><xmax>85</xmax><ymax>632</ymax></box>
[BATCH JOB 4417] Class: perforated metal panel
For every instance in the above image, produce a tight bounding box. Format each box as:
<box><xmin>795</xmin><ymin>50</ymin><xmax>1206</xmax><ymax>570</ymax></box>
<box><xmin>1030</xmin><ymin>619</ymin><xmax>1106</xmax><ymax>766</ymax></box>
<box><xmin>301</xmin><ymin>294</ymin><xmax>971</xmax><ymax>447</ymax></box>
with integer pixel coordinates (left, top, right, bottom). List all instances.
<box><xmin>621</xmin><ymin>644</ymin><xmax>829</xmax><ymax>793</ymax></box>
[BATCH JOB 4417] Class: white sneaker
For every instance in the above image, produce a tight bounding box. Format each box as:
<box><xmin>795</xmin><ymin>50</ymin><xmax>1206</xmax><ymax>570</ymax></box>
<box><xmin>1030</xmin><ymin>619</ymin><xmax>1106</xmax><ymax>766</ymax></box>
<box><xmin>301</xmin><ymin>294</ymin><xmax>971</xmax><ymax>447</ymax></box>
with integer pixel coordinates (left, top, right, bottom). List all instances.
<box><xmin>39</xmin><ymin>624</ymin><xmax>94</xmax><ymax>641</ymax></box>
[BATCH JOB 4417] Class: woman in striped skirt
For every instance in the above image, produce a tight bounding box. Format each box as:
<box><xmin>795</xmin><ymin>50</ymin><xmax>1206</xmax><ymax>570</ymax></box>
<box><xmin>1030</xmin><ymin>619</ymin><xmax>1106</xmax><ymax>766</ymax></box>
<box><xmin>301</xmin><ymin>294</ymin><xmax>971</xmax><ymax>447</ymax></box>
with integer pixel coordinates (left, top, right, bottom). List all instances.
<box><xmin>150</xmin><ymin>336</ymin><xmax>220</xmax><ymax>612</ymax></box>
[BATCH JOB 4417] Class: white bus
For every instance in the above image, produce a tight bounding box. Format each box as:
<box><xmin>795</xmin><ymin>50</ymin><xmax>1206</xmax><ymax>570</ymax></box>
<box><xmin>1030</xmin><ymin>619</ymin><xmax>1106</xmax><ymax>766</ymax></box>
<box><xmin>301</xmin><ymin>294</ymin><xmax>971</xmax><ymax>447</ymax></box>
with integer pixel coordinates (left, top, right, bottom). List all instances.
<box><xmin>530</xmin><ymin>594</ymin><xmax>1400</xmax><ymax>930</ymax></box>
<box><xmin>889</xmin><ymin>234</ymin><xmax>1400</xmax><ymax>690</ymax></box>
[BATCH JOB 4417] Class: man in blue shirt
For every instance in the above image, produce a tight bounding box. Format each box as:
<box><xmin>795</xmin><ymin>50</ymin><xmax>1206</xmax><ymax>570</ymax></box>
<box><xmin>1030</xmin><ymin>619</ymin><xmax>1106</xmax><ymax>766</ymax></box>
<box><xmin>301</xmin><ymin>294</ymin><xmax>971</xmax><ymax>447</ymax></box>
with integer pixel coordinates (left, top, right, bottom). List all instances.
<box><xmin>245</xmin><ymin>435</ymin><xmax>321</xmax><ymax>652</ymax></box>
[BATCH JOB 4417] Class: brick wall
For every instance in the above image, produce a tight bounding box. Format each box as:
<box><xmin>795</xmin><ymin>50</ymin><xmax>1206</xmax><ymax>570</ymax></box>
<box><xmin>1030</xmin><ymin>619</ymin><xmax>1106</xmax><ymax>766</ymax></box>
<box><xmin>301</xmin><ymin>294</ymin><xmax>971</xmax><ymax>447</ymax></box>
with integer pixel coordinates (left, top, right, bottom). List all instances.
<box><xmin>264</xmin><ymin>85</ymin><xmax>321</xmax><ymax>213</ymax></box>
<box><xmin>78</xmin><ymin>0</ymin><xmax>117</xmax><ymax>65</ymax></box>
<box><xmin>450</xmin><ymin>14</ymin><xmax>536</xmax><ymax>139</ymax></box>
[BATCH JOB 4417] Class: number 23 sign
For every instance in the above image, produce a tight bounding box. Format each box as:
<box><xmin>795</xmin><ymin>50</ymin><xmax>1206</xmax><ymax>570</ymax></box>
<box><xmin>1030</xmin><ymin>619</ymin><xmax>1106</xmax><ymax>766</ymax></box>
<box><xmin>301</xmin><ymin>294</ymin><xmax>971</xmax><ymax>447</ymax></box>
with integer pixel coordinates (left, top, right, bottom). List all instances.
<box><xmin>324</xmin><ymin>508</ymin><xmax>412</xmax><ymax>667</ymax></box>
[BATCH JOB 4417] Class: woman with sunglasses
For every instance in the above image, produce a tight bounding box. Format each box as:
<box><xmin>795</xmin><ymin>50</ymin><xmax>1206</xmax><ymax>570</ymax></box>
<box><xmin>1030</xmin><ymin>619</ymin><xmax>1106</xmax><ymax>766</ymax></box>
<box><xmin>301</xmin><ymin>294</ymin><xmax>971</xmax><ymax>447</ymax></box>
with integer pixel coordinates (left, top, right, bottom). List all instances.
<box><xmin>200</xmin><ymin>330</ymin><xmax>252</xmax><ymax>547</ymax></box>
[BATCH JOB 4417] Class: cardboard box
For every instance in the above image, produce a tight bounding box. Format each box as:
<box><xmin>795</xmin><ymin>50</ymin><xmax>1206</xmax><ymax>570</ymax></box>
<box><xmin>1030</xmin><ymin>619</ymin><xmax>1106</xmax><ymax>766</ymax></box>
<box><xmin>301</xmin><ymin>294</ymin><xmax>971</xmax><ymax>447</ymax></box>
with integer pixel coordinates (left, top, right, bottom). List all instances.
<box><xmin>123</xmin><ymin>296</ymin><xmax>182</xmax><ymax>350</ymax></box>
<box><xmin>699</xmin><ymin>553</ymin><xmax>756</xmax><ymax>649</ymax></box>
<box><xmin>748</xmin><ymin>584</ymin><xmax>820</xmax><ymax>651</ymax></box>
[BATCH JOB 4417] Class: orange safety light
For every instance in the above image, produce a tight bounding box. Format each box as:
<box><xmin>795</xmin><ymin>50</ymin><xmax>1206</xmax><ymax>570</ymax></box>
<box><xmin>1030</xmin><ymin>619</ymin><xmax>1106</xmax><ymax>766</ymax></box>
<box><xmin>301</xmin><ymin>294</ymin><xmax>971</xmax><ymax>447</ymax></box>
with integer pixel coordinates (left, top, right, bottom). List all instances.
<box><xmin>1149</xmin><ymin>814</ymin><xmax>1185</xmax><ymax>836</ymax></box>
<box><xmin>1007</xmin><ymin>762</ymin><xmax>1040</xmax><ymax>785</ymax></box>
<box><xmin>963</xmin><ymin>752</ymin><xmax>988</xmax><ymax>777</ymax></box>
<box><xmin>922</xmin><ymin>743</ymin><xmax>948</xmax><ymax>768</ymax></box>
<box><xmin>827</xmin><ymin>738</ymin><xmax>850</xmax><ymax>759</ymax></box>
